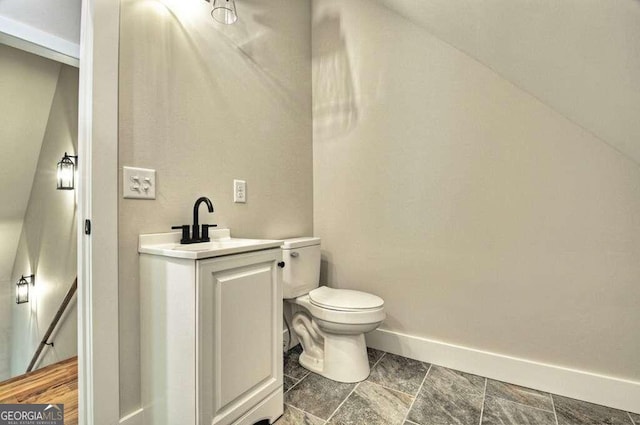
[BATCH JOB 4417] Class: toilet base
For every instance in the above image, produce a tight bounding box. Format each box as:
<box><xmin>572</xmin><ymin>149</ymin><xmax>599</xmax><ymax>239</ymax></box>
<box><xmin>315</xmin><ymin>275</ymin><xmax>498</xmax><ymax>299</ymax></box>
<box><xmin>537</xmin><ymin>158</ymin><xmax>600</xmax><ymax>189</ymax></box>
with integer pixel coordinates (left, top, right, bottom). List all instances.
<box><xmin>298</xmin><ymin>330</ymin><xmax>370</xmax><ymax>383</ymax></box>
<box><xmin>318</xmin><ymin>332</ymin><xmax>370</xmax><ymax>383</ymax></box>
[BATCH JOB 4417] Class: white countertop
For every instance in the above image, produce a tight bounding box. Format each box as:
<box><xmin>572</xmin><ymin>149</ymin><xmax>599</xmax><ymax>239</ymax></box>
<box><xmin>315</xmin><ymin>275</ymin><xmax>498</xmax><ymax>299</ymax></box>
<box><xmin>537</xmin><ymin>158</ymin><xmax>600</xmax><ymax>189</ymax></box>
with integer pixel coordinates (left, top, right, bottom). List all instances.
<box><xmin>138</xmin><ymin>229</ymin><xmax>283</xmax><ymax>260</ymax></box>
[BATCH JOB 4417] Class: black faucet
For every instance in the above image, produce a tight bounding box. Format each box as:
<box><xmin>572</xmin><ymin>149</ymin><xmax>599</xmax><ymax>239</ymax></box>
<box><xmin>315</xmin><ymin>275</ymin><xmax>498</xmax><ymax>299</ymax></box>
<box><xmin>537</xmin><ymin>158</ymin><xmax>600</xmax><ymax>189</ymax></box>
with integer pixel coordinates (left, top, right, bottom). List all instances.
<box><xmin>172</xmin><ymin>196</ymin><xmax>217</xmax><ymax>244</ymax></box>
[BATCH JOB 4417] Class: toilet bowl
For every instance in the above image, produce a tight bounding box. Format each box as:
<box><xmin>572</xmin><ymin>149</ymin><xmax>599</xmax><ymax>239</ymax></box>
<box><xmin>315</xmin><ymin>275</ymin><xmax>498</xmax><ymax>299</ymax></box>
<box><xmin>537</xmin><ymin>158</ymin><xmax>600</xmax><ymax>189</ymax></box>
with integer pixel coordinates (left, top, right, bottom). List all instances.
<box><xmin>282</xmin><ymin>237</ymin><xmax>385</xmax><ymax>383</ymax></box>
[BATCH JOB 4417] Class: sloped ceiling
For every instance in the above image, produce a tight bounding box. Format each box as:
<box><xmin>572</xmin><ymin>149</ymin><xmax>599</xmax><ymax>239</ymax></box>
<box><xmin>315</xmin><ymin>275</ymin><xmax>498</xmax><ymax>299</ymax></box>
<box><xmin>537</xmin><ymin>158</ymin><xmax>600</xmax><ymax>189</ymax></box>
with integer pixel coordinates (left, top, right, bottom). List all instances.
<box><xmin>0</xmin><ymin>0</ymin><xmax>81</xmax><ymax>63</ymax></box>
<box><xmin>375</xmin><ymin>0</ymin><xmax>640</xmax><ymax>164</ymax></box>
<box><xmin>0</xmin><ymin>44</ymin><xmax>60</xmax><ymax>282</ymax></box>
<box><xmin>0</xmin><ymin>0</ymin><xmax>81</xmax><ymax>44</ymax></box>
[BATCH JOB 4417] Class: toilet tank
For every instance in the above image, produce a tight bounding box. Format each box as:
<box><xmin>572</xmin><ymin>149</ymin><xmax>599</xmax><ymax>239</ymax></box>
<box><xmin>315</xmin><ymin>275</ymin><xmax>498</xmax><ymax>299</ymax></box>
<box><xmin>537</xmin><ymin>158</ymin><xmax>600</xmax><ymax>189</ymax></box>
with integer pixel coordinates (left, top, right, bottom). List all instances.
<box><xmin>282</xmin><ymin>237</ymin><xmax>321</xmax><ymax>299</ymax></box>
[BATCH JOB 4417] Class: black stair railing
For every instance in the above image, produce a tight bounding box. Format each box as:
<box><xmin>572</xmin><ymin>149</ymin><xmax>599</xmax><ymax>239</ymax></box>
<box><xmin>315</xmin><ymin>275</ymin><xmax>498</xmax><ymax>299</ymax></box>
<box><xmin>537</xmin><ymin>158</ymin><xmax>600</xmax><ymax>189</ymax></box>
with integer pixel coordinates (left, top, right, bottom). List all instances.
<box><xmin>26</xmin><ymin>278</ymin><xmax>78</xmax><ymax>373</ymax></box>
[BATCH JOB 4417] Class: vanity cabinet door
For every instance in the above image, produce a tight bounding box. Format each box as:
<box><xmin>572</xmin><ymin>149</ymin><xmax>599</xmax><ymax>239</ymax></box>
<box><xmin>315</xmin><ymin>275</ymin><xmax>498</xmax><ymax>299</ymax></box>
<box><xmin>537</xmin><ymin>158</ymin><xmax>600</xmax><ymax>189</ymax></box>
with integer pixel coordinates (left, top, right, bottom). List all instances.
<box><xmin>197</xmin><ymin>249</ymin><xmax>283</xmax><ymax>425</ymax></box>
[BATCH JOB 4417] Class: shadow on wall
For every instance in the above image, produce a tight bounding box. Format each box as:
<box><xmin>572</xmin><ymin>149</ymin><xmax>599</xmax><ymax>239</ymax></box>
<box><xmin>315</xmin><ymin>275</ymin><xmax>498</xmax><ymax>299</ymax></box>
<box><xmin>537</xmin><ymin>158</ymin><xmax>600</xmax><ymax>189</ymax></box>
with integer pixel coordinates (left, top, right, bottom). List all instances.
<box><xmin>319</xmin><ymin>251</ymin><xmax>333</xmax><ymax>286</ymax></box>
<box><xmin>312</xmin><ymin>13</ymin><xmax>359</xmax><ymax>140</ymax></box>
<box><xmin>134</xmin><ymin>0</ymin><xmax>307</xmax><ymax>119</ymax></box>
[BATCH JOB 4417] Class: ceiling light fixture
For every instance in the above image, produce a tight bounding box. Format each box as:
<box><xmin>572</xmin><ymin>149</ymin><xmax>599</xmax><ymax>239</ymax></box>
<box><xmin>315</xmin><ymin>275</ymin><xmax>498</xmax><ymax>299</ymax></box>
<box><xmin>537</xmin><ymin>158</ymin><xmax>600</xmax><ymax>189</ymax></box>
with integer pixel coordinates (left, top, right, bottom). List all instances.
<box><xmin>208</xmin><ymin>0</ymin><xmax>238</xmax><ymax>25</ymax></box>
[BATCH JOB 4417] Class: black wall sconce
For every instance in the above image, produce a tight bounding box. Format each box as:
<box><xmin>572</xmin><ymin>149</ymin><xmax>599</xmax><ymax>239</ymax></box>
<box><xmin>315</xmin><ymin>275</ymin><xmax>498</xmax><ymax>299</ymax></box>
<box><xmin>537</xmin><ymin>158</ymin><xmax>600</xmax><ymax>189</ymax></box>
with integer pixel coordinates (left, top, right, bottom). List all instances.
<box><xmin>207</xmin><ymin>0</ymin><xmax>238</xmax><ymax>24</ymax></box>
<box><xmin>57</xmin><ymin>152</ymin><xmax>78</xmax><ymax>190</ymax></box>
<box><xmin>16</xmin><ymin>274</ymin><xmax>35</xmax><ymax>304</ymax></box>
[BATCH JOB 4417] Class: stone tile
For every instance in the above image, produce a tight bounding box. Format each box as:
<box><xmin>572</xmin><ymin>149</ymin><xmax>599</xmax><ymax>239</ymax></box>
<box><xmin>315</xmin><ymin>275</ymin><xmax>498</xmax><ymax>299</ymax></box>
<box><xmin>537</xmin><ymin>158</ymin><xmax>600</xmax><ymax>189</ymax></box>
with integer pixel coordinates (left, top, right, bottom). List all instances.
<box><xmin>285</xmin><ymin>373</ymin><xmax>355</xmax><ymax>420</ymax></box>
<box><xmin>554</xmin><ymin>395</ymin><xmax>633</xmax><ymax>425</ymax></box>
<box><xmin>482</xmin><ymin>396</ymin><xmax>556</xmax><ymax>425</ymax></box>
<box><xmin>328</xmin><ymin>381</ymin><xmax>413</xmax><ymax>425</ymax></box>
<box><xmin>630</xmin><ymin>412</ymin><xmax>640</xmax><ymax>424</ymax></box>
<box><xmin>407</xmin><ymin>366</ymin><xmax>484</xmax><ymax>425</ymax></box>
<box><xmin>427</xmin><ymin>365</ymin><xmax>485</xmax><ymax>395</ymax></box>
<box><xmin>485</xmin><ymin>379</ymin><xmax>553</xmax><ymax>411</ymax></box>
<box><xmin>284</xmin><ymin>375</ymin><xmax>299</xmax><ymax>393</ymax></box>
<box><xmin>367</xmin><ymin>353</ymin><xmax>430</xmax><ymax>395</ymax></box>
<box><xmin>275</xmin><ymin>404</ymin><xmax>325</xmax><ymax>425</ymax></box>
<box><xmin>284</xmin><ymin>345</ymin><xmax>309</xmax><ymax>380</ymax></box>
<box><xmin>367</xmin><ymin>348</ymin><xmax>385</xmax><ymax>367</ymax></box>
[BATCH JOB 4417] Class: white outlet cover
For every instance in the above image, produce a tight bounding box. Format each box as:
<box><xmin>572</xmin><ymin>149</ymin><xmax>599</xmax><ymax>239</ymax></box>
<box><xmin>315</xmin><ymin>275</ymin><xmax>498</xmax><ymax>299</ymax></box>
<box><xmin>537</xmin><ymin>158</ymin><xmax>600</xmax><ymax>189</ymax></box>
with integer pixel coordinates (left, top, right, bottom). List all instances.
<box><xmin>123</xmin><ymin>166</ymin><xmax>156</xmax><ymax>199</ymax></box>
<box><xmin>234</xmin><ymin>179</ymin><xmax>246</xmax><ymax>203</ymax></box>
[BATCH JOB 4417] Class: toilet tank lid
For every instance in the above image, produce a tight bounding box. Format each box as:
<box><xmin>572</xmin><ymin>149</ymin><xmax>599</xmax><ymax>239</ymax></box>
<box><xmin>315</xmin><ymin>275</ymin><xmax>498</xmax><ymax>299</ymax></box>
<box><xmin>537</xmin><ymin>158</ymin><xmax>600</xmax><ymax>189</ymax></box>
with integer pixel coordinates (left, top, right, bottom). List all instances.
<box><xmin>281</xmin><ymin>237</ymin><xmax>321</xmax><ymax>249</ymax></box>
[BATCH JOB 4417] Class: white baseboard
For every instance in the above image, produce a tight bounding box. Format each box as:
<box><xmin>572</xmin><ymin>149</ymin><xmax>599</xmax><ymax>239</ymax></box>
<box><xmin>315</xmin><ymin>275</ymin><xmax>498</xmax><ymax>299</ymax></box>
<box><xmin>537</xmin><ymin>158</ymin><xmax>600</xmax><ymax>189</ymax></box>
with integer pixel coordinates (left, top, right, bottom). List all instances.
<box><xmin>120</xmin><ymin>408</ymin><xmax>143</xmax><ymax>425</ymax></box>
<box><xmin>366</xmin><ymin>328</ymin><xmax>640</xmax><ymax>414</ymax></box>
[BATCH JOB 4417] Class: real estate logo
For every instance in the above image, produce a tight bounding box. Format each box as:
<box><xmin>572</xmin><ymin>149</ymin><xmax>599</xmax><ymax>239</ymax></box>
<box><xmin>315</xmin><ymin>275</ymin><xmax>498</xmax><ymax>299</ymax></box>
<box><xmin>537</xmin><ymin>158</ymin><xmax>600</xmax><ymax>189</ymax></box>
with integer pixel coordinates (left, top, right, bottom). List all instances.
<box><xmin>0</xmin><ymin>404</ymin><xmax>64</xmax><ymax>425</ymax></box>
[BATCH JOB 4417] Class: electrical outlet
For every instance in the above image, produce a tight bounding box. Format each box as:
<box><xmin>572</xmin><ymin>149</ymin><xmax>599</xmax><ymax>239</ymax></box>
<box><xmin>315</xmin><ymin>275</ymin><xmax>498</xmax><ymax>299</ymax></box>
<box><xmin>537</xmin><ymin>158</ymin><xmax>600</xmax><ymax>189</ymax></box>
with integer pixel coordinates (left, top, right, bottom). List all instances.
<box><xmin>123</xmin><ymin>166</ymin><xmax>156</xmax><ymax>199</ymax></box>
<box><xmin>234</xmin><ymin>179</ymin><xmax>246</xmax><ymax>203</ymax></box>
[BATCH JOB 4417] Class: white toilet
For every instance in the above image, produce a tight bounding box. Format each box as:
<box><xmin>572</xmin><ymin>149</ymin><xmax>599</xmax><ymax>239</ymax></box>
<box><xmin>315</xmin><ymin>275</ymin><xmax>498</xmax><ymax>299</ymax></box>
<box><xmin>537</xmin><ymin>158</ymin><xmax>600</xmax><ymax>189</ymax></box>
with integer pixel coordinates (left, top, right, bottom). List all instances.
<box><xmin>282</xmin><ymin>237</ymin><xmax>385</xmax><ymax>383</ymax></box>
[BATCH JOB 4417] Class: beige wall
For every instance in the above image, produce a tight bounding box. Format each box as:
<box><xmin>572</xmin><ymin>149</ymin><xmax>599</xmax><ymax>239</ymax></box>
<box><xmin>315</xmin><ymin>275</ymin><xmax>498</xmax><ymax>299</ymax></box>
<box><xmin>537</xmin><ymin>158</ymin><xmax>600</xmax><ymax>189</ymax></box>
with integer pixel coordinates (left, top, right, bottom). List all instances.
<box><xmin>118</xmin><ymin>0</ymin><xmax>313</xmax><ymax>416</ymax></box>
<box><xmin>9</xmin><ymin>64</ymin><xmax>79</xmax><ymax>377</ymax></box>
<box><xmin>313</xmin><ymin>0</ymin><xmax>640</xmax><ymax>383</ymax></box>
<box><xmin>0</xmin><ymin>44</ymin><xmax>62</xmax><ymax>382</ymax></box>
<box><xmin>0</xmin><ymin>44</ymin><xmax>60</xmax><ymax>287</ymax></box>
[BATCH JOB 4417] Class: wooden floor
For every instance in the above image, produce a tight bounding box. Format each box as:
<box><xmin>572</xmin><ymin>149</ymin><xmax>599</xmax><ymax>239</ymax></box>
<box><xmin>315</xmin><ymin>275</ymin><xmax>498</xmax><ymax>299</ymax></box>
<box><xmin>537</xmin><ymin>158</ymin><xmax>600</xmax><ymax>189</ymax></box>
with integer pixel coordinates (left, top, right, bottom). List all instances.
<box><xmin>0</xmin><ymin>356</ymin><xmax>78</xmax><ymax>425</ymax></box>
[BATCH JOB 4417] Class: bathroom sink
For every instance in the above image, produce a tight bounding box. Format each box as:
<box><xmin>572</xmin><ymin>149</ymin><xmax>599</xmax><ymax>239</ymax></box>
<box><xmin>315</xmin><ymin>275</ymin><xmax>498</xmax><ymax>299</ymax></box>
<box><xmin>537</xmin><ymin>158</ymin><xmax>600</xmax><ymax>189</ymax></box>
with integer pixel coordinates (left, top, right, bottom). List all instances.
<box><xmin>138</xmin><ymin>229</ymin><xmax>282</xmax><ymax>259</ymax></box>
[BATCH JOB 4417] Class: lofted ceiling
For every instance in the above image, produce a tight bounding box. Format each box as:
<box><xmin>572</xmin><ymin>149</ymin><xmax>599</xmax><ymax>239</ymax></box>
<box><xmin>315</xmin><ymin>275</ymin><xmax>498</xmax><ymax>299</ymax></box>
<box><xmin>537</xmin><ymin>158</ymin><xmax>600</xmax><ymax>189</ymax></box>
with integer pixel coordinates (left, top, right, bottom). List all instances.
<box><xmin>0</xmin><ymin>0</ymin><xmax>81</xmax><ymax>64</ymax></box>
<box><xmin>374</xmin><ymin>0</ymin><xmax>640</xmax><ymax>165</ymax></box>
<box><xmin>0</xmin><ymin>44</ymin><xmax>60</xmax><ymax>282</ymax></box>
<box><xmin>0</xmin><ymin>0</ymin><xmax>81</xmax><ymax>44</ymax></box>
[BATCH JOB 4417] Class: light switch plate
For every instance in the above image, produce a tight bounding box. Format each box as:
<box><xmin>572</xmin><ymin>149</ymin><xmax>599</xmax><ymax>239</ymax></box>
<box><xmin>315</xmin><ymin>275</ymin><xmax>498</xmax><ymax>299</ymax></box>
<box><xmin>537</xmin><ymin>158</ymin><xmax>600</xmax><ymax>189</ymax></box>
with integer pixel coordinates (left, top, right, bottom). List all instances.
<box><xmin>123</xmin><ymin>166</ymin><xmax>156</xmax><ymax>199</ymax></box>
<box><xmin>234</xmin><ymin>179</ymin><xmax>246</xmax><ymax>203</ymax></box>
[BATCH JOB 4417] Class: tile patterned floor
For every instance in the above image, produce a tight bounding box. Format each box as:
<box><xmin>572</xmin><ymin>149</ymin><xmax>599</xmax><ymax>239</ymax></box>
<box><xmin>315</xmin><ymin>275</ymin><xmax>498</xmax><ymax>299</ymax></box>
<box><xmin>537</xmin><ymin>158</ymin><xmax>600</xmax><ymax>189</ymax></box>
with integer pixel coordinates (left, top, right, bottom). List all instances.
<box><xmin>276</xmin><ymin>345</ymin><xmax>639</xmax><ymax>425</ymax></box>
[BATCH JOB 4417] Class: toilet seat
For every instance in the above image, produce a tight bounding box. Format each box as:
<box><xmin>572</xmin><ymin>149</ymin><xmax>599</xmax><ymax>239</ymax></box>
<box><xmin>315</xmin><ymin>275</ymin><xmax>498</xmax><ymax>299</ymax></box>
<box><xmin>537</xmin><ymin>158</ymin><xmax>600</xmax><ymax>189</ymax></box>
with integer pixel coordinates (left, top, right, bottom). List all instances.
<box><xmin>293</xmin><ymin>294</ymin><xmax>385</xmax><ymax>327</ymax></box>
<box><xmin>309</xmin><ymin>287</ymin><xmax>384</xmax><ymax>312</ymax></box>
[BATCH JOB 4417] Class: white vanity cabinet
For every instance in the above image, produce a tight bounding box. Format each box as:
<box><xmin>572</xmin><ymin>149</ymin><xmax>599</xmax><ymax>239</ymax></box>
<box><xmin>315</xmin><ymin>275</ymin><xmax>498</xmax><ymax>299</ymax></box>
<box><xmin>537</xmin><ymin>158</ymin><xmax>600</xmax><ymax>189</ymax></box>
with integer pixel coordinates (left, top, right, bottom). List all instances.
<box><xmin>139</xmin><ymin>231</ymin><xmax>283</xmax><ymax>425</ymax></box>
